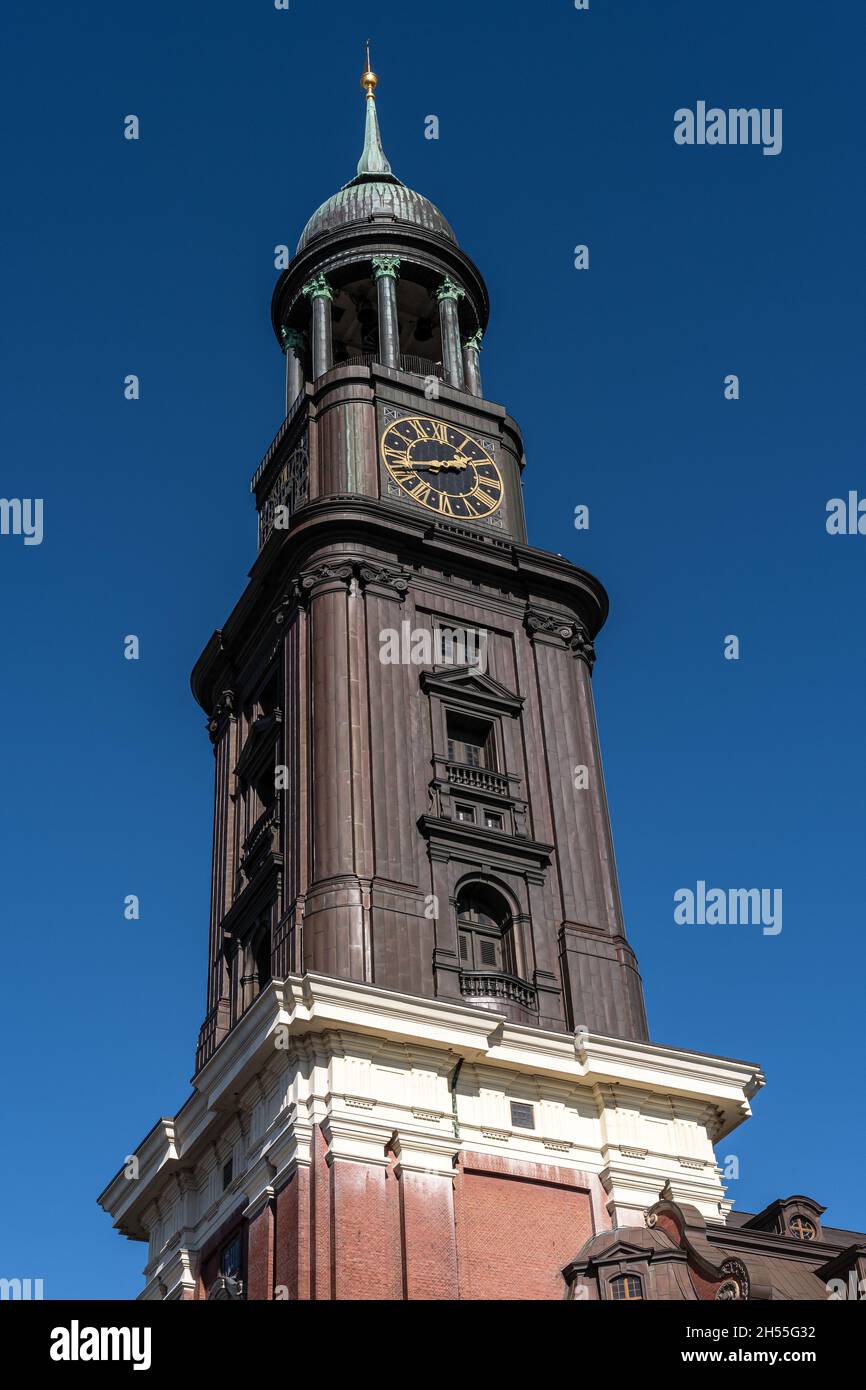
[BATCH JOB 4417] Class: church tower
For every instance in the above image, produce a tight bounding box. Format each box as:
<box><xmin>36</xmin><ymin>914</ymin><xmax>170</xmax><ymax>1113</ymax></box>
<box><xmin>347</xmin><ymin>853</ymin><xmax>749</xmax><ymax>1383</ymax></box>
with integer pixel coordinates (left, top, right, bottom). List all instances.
<box><xmin>99</xmin><ymin>55</ymin><xmax>764</xmax><ymax>1301</ymax></box>
<box><xmin>194</xmin><ymin>46</ymin><xmax>648</xmax><ymax>1069</ymax></box>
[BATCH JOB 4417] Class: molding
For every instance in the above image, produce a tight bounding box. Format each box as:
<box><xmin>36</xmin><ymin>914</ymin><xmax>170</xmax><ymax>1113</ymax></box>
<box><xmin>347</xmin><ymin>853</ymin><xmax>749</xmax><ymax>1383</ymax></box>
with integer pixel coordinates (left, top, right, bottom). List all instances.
<box><xmin>98</xmin><ymin>974</ymin><xmax>764</xmax><ymax>1254</ymax></box>
<box><xmin>294</xmin><ymin>561</ymin><xmax>354</xmax><ymax>601</ymax></box>
<box><xmin>371</xmin><ymin>254</ymin><xmax>401</xmax><ymax>281</ymax></box>
<box><xmin>300</xmin><ymin>273</ymin><xmax>334</xmax><ymax>302</ymax></box>
<box><xmin>524</xmin><ymin>607</ymin><xmax>596</xmax><ymax>668</ymax></box>
<box><xmin>420</xmin><ymin>665</ymin><xmax>524</xmax><ymax>714</ymax></box>
<box><xmin>357</xmin><ymin>563</ymin><xmax>410</xmax><ymax>600</ymax></box>
<box><xmin>419</xmin><ymin>814</ymin><xmax>553</xmax><ymax>869</ymax></box>
<box><xmin>436</xmin><ymin>274</ymin><xmax>465</xmax><ymax>303</ymax></box>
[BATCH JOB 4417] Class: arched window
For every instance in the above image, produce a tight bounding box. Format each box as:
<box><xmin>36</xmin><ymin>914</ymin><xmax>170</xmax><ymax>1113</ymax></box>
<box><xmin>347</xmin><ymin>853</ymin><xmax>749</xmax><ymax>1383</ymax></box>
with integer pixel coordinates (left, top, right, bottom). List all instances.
<box><xmin>609</xmin><ymin>1274</ymin><xmax>643</xmax><ymax>1301</ymax></box>
<box><xmin>456</xmin><ymin>885</ymin><xmax>515</xmax><ymax>975</ymax></box>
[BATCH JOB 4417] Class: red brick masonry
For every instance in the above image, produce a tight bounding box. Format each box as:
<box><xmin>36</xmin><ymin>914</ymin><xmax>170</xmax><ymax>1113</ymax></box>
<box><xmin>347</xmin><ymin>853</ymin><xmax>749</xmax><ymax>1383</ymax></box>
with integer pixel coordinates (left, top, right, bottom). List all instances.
<box><xmin>205</xmin><ymin>1136</ymin><xmax>601</xmax><ymax>1300</ymax></box>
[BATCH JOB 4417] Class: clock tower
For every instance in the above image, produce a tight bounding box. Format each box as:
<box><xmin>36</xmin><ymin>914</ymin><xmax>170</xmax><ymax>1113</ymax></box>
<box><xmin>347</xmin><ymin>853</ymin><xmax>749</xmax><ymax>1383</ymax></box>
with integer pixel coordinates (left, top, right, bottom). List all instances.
<box><xmin>99</xmin><ymin>54</ymin><xmax>765</xmax><ymax>1301</ymax></box>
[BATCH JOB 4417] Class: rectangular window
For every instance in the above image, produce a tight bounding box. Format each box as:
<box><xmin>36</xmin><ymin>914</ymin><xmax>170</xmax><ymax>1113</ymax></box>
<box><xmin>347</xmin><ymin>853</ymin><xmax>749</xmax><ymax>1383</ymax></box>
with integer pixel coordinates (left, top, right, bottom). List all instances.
<box><xmin>484</xmin><ymin>811</ymin><xmax>503</xmax><ymax>830</ymax></box>
<box><xmin>510</xmin><ymin>1101</ymin><xmax>535</xmax><ymax>1129</ymax></box>
<box><xmin>446</xmin><ymin>713</ymin><xmax>495</xmax><ymax>769</ymax></box>
<box><xmin>220</xmin><ymin>1234</ymin><xmax>242</xmax><ymax>1277</ymax></box>
<box><xmin>456</xmin><ymin>804</ymin><xmax>475</xmax><ymax>824</ymax></box>
<box><xmin>222</xmin><ymin>1158</ymin><xmax>233</xmax><ymax>1190</ymax></box>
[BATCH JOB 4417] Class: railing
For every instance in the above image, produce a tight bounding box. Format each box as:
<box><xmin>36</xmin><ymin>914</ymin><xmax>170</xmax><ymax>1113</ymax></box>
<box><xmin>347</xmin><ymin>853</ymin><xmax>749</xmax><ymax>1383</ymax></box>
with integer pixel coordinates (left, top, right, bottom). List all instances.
<box><xmin>447</xmin><ymin>762</ymin><xmax>511</xmax><ymax>797</ymax></box>
<box><xmin>250</xmin><ymin>388</ymin><xmax>307</xmax><ymax>493</ymax></box>
<box><xmin>334</xmin><ymin>351</ymin><xmax>445</xmax><ymax>379</ymax></box>
<box><xmin>460</xmin><ymin>971</ymin><xmax>538</xmax><ymax>1012</ymax></box>
<box><xmin>399</xmin><ymin>353</ymin><xmax>445</xmax><ymax>379</ymax></box>
<box><xmin>240</xmin><ymin>805</ymin><xmax>280</xmax><ymax>871</ymax></box>
<box><xmin>195</xmin><ymin>999</ymin><xmax>231</xmax><ymax>1073</ymax></box>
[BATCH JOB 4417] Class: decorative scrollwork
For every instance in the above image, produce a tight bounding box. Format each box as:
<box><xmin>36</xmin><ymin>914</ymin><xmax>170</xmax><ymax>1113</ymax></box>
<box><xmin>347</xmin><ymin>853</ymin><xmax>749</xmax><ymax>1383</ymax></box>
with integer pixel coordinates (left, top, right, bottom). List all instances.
<box><xmin>523</xmin><ymin>608</ymin><xmax>596</xmax><ymax>669</ymax></box>
<box><xmin>207</xmin><ymin>1274</ymin><xmax>244</xmax><ymax>1301</ymax></box>
<box><xmin>358</xmin><ymin>564</ymin><xmax>410</xmax><ymax>598</ymax></box>
<box><xmin>259</xmin><ymin>435</ymin><xmax>309</xmax><ymax>547</ymax></box>
<box><xmin>279</xmin><ymin>325</ymin><xmax>306</xmax><ymax>353</ymax></box>
<box><xmin>719</xmin><ymin>1258</ymin><xmax>750</xmax><ymax>1300</ymax></box>
<box><xmin>371</xmin><ymin>255</ymin><xmax>401</xmax><ymax>281</ymax></box>
<box><xmin>207</xmin><ymin>689</ymin><xmax>236</xmax><ymax>743</ymax></box>
<box><xmin>436</xmin><ymin>274</ymin><xmax>465</xmax><ymax>303</ymax></box>
<box><xmin>570</xmin><ymin>626</ymin><xmax>596</xmax><ymax>670</ymax></box>
<box><xmin>301</xmin><ymin>273</ymin><xmax>334</xmax><ymax>302</ymax></box>
<box><xmin>293</xmin><ymin>562</ymin><xmax>354</xmax><ymax>602</ymax></box>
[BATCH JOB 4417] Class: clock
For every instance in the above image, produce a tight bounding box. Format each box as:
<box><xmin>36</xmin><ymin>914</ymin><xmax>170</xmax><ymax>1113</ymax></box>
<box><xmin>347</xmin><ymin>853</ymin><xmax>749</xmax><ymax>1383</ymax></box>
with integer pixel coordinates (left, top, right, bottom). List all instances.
<box><xmin>380</xmin><ymin>414</ymin><xmax>504</xmax><ymax>520</ymax></box>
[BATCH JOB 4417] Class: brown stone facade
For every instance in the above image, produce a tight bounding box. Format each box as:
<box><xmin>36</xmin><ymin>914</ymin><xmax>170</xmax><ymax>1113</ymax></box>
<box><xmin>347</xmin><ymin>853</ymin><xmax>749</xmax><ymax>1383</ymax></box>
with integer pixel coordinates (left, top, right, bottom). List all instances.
<box><xmin>192</xmin><ymin>366</ymin><xmax>648</xmax><ymax>1075</ymax></box>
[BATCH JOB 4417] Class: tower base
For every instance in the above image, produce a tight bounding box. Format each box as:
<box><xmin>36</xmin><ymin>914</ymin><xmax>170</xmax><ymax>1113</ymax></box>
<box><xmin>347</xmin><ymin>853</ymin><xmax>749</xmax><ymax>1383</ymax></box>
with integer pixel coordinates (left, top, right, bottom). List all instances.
<box><xmin>98</xmin><ymin>975</ymin><xmax>763</xmax><ymax>1301</ymax></box>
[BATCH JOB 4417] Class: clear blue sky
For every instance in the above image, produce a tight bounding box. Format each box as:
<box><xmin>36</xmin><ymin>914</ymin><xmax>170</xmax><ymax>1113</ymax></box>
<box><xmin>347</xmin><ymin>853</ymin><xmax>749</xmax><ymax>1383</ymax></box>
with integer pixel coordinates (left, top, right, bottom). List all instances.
<box><xmin>1</xmin><ymin>1</ymin><xmax>863</xmax><ymax>1298</ymax></box>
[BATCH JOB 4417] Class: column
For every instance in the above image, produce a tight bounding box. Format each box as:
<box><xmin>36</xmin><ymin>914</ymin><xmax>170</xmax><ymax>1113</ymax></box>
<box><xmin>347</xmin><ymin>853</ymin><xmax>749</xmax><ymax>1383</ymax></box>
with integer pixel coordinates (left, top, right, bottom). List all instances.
<box><xmin>301</xmin><ymin>273</ymin><xmax>334</xmax><ymax>379</ymax></box>
<box><xmin>391</xmin><ymin>1133</ymin><xmax>460</xmax><ymax>1300</ymax></box>
<box><xmin>436</xmin><ymin>275</ymin><xmax>466</xmax><ymax>388</ymax></box>
<box><xmin>279</xmin><ymin>326</ymin><xmax>306</xmax><ymax>413</ymax></box>
<box><xmin>372</xmin><ymin>255</ymin><xmax>401</xmax><ymax>369</ymax></box>
<box><xmin>462</xmin><ymin>329</ymin><xmax>483</xmax><ymax>397</ymax></box>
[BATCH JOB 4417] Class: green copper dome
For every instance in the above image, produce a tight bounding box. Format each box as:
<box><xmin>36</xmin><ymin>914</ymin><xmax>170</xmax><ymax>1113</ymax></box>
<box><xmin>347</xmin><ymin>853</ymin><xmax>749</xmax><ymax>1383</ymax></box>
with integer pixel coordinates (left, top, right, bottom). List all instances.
<box><xmin>296</xmin><ymin>67</ymin><xmax>455</xmax><ymax>253</ymax></box>
<box><xmin>297</xmin><ymin>178</ymin><xmax>455</xmax><ymax>253</ymax></box>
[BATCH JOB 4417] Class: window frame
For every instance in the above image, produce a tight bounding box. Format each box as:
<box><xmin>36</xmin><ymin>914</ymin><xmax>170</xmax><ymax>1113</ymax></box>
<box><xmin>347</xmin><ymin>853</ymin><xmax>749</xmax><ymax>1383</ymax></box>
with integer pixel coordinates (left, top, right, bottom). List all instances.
<box><xmin>456</xmin><ymin>885</ymin><xmax>517</xmax><ymax>977</ymax></box>
<box><xmin>609</xmin><ymin>1273</ymin><xmax>643</xmax><ymax>1301</ymax></box>
<box><xmin>445</xmin><ymin>711</ymin><xmax>497</xmax><ymax>771</ymax></box>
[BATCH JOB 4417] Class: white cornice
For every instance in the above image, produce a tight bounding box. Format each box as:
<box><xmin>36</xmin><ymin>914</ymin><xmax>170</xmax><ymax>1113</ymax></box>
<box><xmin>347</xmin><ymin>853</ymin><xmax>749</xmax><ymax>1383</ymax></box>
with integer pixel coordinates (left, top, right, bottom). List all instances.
<box><xmin>98</xmin><ymin>972</ymin><xmax>764</xmax><ymax>1241</ymax></box>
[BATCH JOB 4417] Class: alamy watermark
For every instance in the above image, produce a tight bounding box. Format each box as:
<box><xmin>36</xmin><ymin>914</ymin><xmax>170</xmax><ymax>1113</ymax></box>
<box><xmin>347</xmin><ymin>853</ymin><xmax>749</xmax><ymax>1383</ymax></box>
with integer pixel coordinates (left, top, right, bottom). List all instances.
<box><xmin>50</xmin><ymin>1322</ymin><xmax>151</xmax><ymax>1371</ymax></box>
<box><xmin>826</xmin><ymin>491</ymin><xmax>866</xmax><ymax>535</ymax></box>
<box><xmin>378</xmin><ymin>622</ymin><xmax>488</xmax><ymax>673</ymax></box>
<box><xmin>1</xmin><ymin>1276</ymin><xmax>44</xmax><ymax>1300</ymax></box>
<box><xmin>674</xmin><ymin>102</ymin><xmax>782</xmax><ymax>157</ymax></box>
<box><xmin>674</xmin><ymin>881</ymin><xmax>782</xmax><ymax>936</ymax></box>
<box><xmin>0</xmin><ymin>498</ymin><xmax>43</xmax><ymax>545</ymax></box>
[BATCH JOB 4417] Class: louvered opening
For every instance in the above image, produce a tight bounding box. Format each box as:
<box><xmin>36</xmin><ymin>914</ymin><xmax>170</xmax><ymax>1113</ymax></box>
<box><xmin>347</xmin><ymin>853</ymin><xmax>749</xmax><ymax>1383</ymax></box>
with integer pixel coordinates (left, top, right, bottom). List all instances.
<box><xmin>479</xmin><ymin>938</ymin><xmax>498</xmax><ymax>968</ymax></box>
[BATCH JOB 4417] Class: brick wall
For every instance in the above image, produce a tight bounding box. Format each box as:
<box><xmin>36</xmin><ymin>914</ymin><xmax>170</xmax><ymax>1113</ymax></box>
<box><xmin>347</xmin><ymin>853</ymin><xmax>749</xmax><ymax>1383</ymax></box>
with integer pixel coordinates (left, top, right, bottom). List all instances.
<box><xmin>218</xmin><ymin>1133</ymin><xmax>600</xmax><ymax>1301</ymax></box>
<box><xmin>455</xmin><ymin>1152</ymin><xmax>595</xmax><ymax>1301</ymax></box>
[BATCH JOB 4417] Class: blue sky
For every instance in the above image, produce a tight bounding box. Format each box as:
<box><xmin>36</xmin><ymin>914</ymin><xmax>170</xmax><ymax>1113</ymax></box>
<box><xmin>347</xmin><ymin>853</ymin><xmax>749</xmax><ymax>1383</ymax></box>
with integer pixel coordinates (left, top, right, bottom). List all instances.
<box><xmin>1</xmin><ymin>1</ymin><xmax>864</xmax><ymax>1297</ymax></box>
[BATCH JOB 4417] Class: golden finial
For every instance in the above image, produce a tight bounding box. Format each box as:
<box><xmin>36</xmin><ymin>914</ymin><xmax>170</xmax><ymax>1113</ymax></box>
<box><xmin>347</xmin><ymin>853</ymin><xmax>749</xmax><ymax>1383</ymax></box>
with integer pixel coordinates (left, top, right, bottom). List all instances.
<box><xmin>361</xmin><ymin>39</ymin><xmax>378</xmax><ymax>98</ymax></box>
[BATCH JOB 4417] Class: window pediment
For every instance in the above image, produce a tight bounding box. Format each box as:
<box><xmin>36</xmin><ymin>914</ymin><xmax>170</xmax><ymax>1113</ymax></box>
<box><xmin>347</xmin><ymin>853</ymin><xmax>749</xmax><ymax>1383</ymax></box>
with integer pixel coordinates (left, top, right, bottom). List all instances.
<box><xmin>420</xmin><ymin>665</ymin><xmax>523</xmax><ymax>715</ymax></box>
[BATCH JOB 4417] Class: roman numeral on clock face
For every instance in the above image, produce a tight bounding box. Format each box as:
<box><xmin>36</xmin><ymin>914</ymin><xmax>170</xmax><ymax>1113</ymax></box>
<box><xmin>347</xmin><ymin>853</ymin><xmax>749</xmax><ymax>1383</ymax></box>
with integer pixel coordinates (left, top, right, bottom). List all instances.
<box><xmin>427</xmin><ymin>420</ymin><xmax>450</xmax><ymax>445</ymax></box>
<box><xmin>381</xmin><ymin>416</ymin><xmax>503</xmax><ymax>519</ymax></box>
<box><xmin>464</xmin><ymin>494</ymin><xmax>487</xmax><ymax>515</ymax></box>
<box><xmin>407</xmin><ymin>479</ymin><xmax>433</xmax><ymax>505</ymax></box>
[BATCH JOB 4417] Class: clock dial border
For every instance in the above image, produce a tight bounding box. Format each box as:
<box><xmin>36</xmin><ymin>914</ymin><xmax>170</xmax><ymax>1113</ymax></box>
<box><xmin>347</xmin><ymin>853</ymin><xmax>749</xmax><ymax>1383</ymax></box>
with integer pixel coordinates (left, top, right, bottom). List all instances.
<box><xmin>379</xmin><ymin>408</ymin><xmax>505</xmax><ymax>526</ymax></box>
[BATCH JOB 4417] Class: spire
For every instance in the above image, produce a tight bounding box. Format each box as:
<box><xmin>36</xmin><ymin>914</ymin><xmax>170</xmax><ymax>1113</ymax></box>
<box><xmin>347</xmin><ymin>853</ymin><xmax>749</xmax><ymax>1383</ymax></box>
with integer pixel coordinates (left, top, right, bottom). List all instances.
<box><xmin>356</xmin><ymin>40</ymin><xmax>392</xmax><ymax>178</ymax></box>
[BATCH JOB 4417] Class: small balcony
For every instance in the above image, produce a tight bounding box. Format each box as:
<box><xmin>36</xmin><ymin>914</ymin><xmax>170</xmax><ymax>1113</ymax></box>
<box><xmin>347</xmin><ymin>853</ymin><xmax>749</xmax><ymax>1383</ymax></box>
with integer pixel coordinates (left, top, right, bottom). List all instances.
<box><xmin>239</xmin><ymin>804</ymin><xmax>280</xmax><ymax>883</ymax></box>
<box><xmin>427</xmin><ymin>757</ymin><xmax>527</xmax><ymax>837</ymax></box>
<box><xmin>459</xmin><ymin>970</ymin><xmax>538</xmax><ymax>1013</ymax></box>
<box><xmin>447</xmin><ymin>762</ymin><xmax>511</xmax><ymax>798</ymax></box>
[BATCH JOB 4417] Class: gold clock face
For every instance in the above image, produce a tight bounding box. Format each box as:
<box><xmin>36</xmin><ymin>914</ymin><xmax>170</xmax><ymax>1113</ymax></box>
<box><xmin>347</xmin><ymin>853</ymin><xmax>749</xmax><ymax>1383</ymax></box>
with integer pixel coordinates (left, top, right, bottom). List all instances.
<box><xmin>381</xmin><ymin>414</ymin><xmax>504</xmax><ymax>520</ymax></box>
